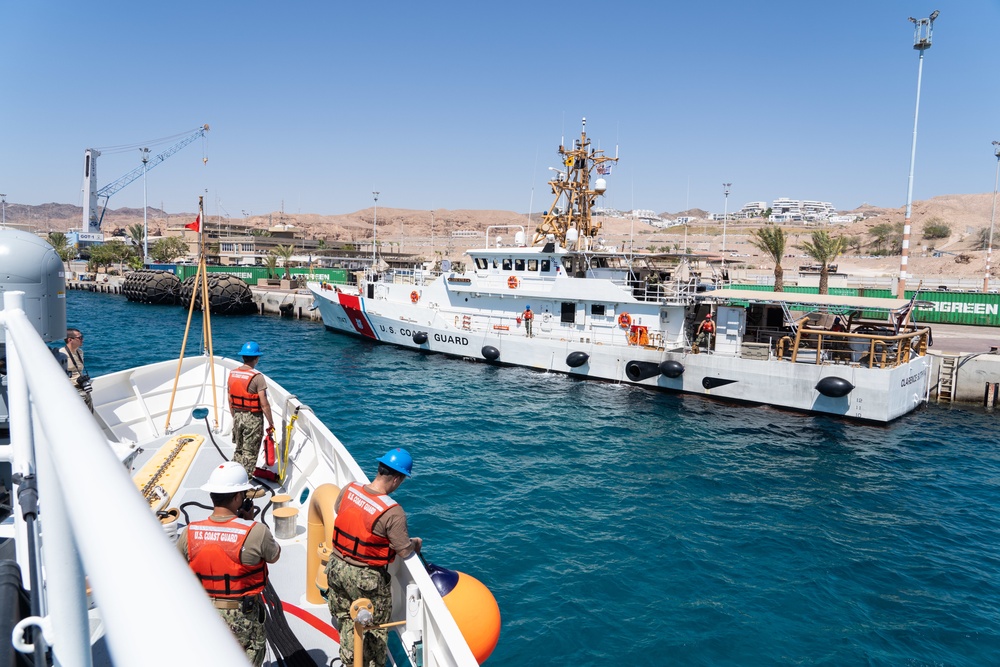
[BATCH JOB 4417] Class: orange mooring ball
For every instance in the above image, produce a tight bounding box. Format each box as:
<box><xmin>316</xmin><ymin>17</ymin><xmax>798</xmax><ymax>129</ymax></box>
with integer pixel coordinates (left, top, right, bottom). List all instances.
<box><xmin>429</xmin><ymin>565</ymin><xmax>501</xmax><ymax>664</ymax></box>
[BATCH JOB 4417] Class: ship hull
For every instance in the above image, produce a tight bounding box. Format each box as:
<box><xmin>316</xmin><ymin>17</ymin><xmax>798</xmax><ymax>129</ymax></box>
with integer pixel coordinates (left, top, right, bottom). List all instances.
<box><xmin>310</xmin><ymin>283</ymin><xmax>930</xmax><ymax>423</ymax></box>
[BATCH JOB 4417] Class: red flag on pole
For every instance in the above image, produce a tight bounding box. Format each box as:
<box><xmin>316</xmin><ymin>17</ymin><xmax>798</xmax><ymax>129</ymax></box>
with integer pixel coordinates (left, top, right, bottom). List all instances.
<box><xmin>185</xmin><ymin>213</ymin><xmax>201</xmax><ymax>232</ymax></box>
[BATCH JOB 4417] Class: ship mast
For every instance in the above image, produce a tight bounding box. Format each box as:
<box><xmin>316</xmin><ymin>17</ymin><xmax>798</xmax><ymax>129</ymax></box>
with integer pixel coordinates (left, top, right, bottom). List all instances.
<box><xmin>532</xmin><ymin>117</ymin><xmax>618</xmax><ymax>249</ymax></box>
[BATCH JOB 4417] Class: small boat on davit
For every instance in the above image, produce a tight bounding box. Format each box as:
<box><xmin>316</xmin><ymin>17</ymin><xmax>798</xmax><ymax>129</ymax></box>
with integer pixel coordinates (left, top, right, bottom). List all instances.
<box><xmin>309</xmin><ymin>119</ymin><xmax>933</xmax><ymax>422</ymax></box>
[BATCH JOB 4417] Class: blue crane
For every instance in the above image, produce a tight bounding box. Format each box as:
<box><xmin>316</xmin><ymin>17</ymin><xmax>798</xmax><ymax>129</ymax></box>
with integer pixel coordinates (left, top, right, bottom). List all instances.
<box><xmin>82</xmin><ymin>124</ymin><xmax>209</xmax><ymax>233</ymax></box>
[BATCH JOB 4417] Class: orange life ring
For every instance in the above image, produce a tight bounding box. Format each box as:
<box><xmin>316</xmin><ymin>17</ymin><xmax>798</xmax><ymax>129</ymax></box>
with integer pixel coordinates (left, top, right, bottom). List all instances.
<box><xmin>410</xmin><ymin>290</ymin><xmax>419</xmax><ymax>303</ymax></box>
<box><xmin>618</xmin><ymin>312</ymin><xmax>631</xmax><ymax>329</ymax></box>
<box><xmin>507</xmin><ymin>276</ymin><xmax>519</xmax><ymax>289</ymax></box>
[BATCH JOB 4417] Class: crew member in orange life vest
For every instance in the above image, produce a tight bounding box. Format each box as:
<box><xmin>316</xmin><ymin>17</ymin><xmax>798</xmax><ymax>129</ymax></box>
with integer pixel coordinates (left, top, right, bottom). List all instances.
<box><xmin>326</xmin><ymin>448</ymin><xmax>422</xmax><ymax>667</ymax></box>
<box><xmin>177</xmin><ymin>461</ymin><xmax>280</xmax><ymax>666</ymax></box>
<box><xmin>523</xmin><ymin>304</ymin><xmax>534</xmax><ymax>337</ymax></box>
<box><xmin>694</xmin><ymin>312</ymin><xmax>716</xmax><ymax>352</ymax></box>
<box><xmin>228</xmin><ymin>341</ymin><xmax>275</xmax><ymax>476</ymax></box>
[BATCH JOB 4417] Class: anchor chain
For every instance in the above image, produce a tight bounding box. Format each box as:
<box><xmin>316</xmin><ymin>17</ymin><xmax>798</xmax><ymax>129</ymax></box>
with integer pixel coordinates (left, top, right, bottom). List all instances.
<box><xmin>140</xmin><ymin>437</ymin><xmax>194</xmax><ymax>502</ymax></box>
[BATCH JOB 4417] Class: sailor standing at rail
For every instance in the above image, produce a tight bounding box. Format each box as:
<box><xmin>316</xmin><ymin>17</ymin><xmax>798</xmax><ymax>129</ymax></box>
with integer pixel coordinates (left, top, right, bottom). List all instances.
<box><xmin>522</xmin><ymin>304</ymin><xmax>534</xmax><ymax>337</ymax></box>
<box><xmin>177</xmin><ymin>462</ymin><xmax>281</xmax><ymax>666</ymax></box>
<box><xmin>228</xmin><ymin>341</ymin><xmax>276</xmax><ymax>476</ymax></box>
<box><xmin>57</xmin><ymin>327</ymin><xmax>93</xmax><ymax>413</ymax></box>
<box><xmin>326</xmin><ymin>448</ymin><xmax>422</xmax><ymax>667</ymax></box>
<box><xmin>694</xmin><ymin>312</ymin><xmax>715</xmax><ymax>353</ymax></box>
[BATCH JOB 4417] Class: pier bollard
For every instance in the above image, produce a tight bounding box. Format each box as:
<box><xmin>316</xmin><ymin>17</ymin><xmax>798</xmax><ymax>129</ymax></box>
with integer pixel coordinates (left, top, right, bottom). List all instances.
<box><xmin>271</xmin><ymin>494</ymin><xmax>292</xmax><ymax>508</ymax></box>
<box><xmin>273</xmin><ymin>506</ymin><xmax>299</xmax><ymax>539</ymax></box>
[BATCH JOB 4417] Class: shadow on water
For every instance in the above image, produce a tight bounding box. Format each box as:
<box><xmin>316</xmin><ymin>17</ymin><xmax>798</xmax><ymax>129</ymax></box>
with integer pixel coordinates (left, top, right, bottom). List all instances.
<box><xmin>71</xmin><ymin>292</ymin><xmax>1000</xmax><ymax>666</ymax></box>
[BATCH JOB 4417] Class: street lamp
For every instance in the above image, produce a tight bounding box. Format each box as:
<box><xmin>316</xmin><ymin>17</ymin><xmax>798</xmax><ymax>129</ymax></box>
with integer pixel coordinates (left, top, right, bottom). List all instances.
<box><xmin>0</xmin><ymin>194</ymin><xmax>6</xmax><ymax>229</ymax></box>
<box><xmin>372</xmin><ymin>191</ymin><xmax>380</xmax><ymax>267</ymax></box>
<box><xmin>899</xmin><ymin>9</ymin><xmax>940</xmax><ymax>297</ymax></box>
<box><xmin>140</xmin><ymin>148</ymin><xmax>150</xmax><ymax>263</ymax></box>
<box><xmin>985</xmin><ymin>141</ymin><xmax>1000</xmax><ymax>293</ymax></box>
<box><xmin>722</xmin><ymin>183</ymin><xmax>732</xmax><ymax>268</ymax></box>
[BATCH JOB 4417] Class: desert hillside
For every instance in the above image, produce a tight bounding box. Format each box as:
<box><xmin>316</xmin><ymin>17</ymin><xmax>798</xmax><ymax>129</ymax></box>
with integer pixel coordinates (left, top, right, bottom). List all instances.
<box><xmin>4</xmin><ymin>193</ymin><xmax>998</xmax><ymax>282</ymax></box>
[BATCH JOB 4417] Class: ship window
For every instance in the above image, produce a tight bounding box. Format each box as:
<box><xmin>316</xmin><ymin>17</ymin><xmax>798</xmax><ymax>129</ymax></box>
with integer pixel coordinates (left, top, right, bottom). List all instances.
<box><xmin>541</xmin><ymin>260</ymin><xmax>551</xmax><ymax>272</ymax></box>
<box><xmin>563</xmin><ymin>258</ymin><xmax>574</xmax><ymax>274</ymax></box>
<box><xmin>591</xmin><ymin>304</ymin><xmax>606</xmax><ymax>316</ymax></box>
<box><xmin>514</xmin><ymin>259</ymin><xmax>525</xmax><ymax>271</ymax></box>
<box><xmin>492</xmin><ymin>259</ymin><xmax>498</xmax><ymax>268</ymax></box>
<box><xmin>527</xmin><ymin>259</ymin><xmax>538</xmax><ymax>271</ymax></box>
<box><xmin>474</xmin><ymin>258</ymin><xmax>488</xmax><ymax>270</ymax></box>
<box><xmin>502</xmin><ymin>258</ymin><xmax>512</xmax><ymax>270</ymax></box>
<box><xmin>561</xmin><ymin>302</ymin><xmax>576</xmax><ymax>324</ymax></box>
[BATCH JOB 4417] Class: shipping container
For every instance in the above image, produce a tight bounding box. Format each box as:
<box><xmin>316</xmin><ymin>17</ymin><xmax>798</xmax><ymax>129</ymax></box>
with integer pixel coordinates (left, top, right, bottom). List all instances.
<box><xmin>173</xmin><ymin>265</ymin><xmax>348</xmax><ymax>285</ymax></box>
<box><xmin>725</xmin><ymin>284</ymin><xmax>1000</xmax><ymax>326</ymax></box>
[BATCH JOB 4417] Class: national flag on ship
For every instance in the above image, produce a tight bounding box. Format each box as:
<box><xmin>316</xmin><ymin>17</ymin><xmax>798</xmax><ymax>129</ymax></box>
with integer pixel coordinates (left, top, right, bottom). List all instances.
<box><xmin>894</xmin><ymin>287</ymin><xmax>921</xmax><ymax>334</ymax></box>
<box><xmin>185</xmin><ymin>213</ymin><xmax>201</xmax><ymax>232</ymax></box>
<box><xmin>597</xmin><ymin>164</ymin><xmax>612</xmax><ymax>175</ymax></box>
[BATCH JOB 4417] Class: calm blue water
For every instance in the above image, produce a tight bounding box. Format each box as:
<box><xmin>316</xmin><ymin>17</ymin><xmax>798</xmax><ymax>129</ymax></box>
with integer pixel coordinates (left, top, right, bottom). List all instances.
<box><xmin>71</xmin><ymin>290</ymin><xmax>1000</xmax><ymax>666</ymax></box>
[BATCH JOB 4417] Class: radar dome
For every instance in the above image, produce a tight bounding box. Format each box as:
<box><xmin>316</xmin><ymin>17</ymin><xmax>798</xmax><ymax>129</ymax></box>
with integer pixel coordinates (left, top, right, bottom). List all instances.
<box><xmin>514</xmin><ymin>231</ymin><xmax>526</xmax><ymax>247</ymax></box>
<box><xmin>565</xmin><ymin>228</ymin><xmax>579</xmax><ymax>245</ymax></box>
<box><xmin>0</xmin><ymin>229</ymin><xmax>66</xmax><ymax>343</ymax></box>
<box><xmin>594</xmin><ymin>178</ymin><xmax>607</xmax><ymax>194</ymax></box>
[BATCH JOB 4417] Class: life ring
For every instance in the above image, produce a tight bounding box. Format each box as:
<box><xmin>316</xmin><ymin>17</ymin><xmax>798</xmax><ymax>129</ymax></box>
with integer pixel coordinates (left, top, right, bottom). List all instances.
<box><xmin>507</xmin><ymin>276</ymin><xmax>519</xmax><ymax>289</ymax></box>
<box><xmin>410</xmin><ymin>290</ymin><xmax>419</xmax><ymax>303</ymax></box>
<box><xmin>618</xmin><ymin>312</ymin><xmax>631</xmax><ymax>329</ymax></box>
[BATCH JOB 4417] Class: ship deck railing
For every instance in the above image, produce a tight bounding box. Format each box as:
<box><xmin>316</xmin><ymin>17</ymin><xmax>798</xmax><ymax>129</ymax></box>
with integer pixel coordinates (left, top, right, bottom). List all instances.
<box><xmin>0</xmin><ymin>290</ymin><xmax>250</xmax><ymax>666</ymax></box>
<box><xmin>749</xmin><ymin>319</ymin><xmax>931</xmax><ymax>369</ymax></box>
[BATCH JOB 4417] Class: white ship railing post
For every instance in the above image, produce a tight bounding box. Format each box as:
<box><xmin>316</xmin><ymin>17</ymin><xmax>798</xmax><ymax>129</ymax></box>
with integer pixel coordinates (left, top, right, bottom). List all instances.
<box><xmin>1</xmin><ymin>292</ymin><xmax>34</xmax><ymax>590</ymax></box>
<box><xmin>33</xmin><ymin>427</ymin><xmax>91</xmax><ymax>666</ymax></box>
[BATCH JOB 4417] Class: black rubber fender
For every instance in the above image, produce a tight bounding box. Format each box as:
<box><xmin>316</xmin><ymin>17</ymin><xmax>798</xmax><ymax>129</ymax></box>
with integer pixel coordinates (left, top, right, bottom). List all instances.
<box><xmin>816</xmin><ymin>376</ymin><xmax>854</xmax><ymax>398</ymax></box>
<box><xmin>625</xmin><ymin>360</ymin><xmax>661</xmax><ymax>382</ymax></box>
<box><xmin>482</xmin><ymin>345</ymin><xmax>500</xmax><ymax>361</ymax></box>
<box><xmin>659</xmin><ymin>360</ymin><xmax>684</xmax><ymax>378</ymax></box>
<box><xmin>566</xmin><ymin>351</ymin><xmax>589</xmax><ymax>368</ymax></box>
<box><xmin>413</xmin><ymin>331</ymin><xmax>429</xmax><ymax>345</ymax></box>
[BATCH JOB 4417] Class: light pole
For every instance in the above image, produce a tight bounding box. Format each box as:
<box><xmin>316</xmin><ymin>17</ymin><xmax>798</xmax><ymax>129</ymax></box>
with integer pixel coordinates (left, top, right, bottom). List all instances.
<box><xmin>0</xmin><ymin>194</ymin><xmax>6</xmax><ymax>229</ymax></box>
<box><xmin>372</xmin><ymin>191</ymin><xmax>380</xmax><ymax>267</ymax></box>
<box><xmin>985</xmin><ymin>141</ymin><xmax>1000</xmax><ymax>293</ymax></box>
<box><xmin>722</xmin><ymin>183</ymin><xmax>732</xmax><ymax>268</ymax></box>
<box><xmin>899</xmin><ymin>10</ymin><xmax>940</xmax><ymax>297</ymax></box>
<box><xmin>140</xmin><ymin>148</ymin><xmax>150</xmax><ymax>263</ymax></box>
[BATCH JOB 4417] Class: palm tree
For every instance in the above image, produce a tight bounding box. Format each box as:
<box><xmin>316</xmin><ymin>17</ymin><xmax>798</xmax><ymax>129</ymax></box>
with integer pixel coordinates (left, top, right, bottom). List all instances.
<box><xmin>272</xmin><ymin>244</ymin><xmax>295</xmax><ymax>280</ymax></box>
<box><xmin>127</xmin><ymin>223</ymin><xmax>144</xmax><ymax>248</ymax></box>
<box><xmin>798</xmin><ymin>231</ymin><xmax>846</xmax><ymax>295</ymax></box>
<box><xmin>747</xmin><ymin>226</ymin><xmax>786</xmax><ymax>292</ymax></box>
<box><xmin>264</xmin><ymin>254</ymin><xmax>279</xmax><ymax>280</ymax></box>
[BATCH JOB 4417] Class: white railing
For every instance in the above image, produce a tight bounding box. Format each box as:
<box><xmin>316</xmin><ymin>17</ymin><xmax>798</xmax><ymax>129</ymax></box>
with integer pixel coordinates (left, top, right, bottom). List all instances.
<box><xmin>0</xmin><ymin>291</ymin><xmax>248</xmax><ymax>667</ymax></box>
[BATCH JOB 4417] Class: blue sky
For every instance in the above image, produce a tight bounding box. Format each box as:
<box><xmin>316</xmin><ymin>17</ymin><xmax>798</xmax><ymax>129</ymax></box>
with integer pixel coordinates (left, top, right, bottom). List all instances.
<box><xmin>3</xmin><ymin>1</ymin><xmax>998</xmax><ymax>220</ymax></box>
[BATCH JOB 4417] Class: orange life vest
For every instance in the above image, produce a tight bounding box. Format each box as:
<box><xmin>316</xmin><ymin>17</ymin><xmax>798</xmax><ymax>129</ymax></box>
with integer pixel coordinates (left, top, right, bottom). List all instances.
<box><xmin>332</xmin><ymin>482</ymin><xmax>398</xmax><ymax>567</ymax></box>
<box><xmin>523</xmin><ymin>310</ymin><xmax>534</xmax><ymax>321</ymax></box>
<box><xmin>229</xmin><ymin>368</ymin><xmax>262</xmax><ymax>413</ymax></box>
<box><xmin>187</xmin><ymin>517</ymin><xmax>267</xmax><ymax>598</ymax></box>
<box><xmin>701</xmin><ymin>320</ymin><xmax>715</xmax><ymax>334</ymax></box>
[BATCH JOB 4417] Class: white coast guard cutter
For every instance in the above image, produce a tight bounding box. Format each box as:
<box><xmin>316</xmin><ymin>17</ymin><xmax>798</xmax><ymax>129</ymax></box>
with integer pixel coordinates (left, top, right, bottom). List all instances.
<box><xmin>309</xmin><ymin>120</ymin><xmax>932</xmax><ymax>422</ymax></box>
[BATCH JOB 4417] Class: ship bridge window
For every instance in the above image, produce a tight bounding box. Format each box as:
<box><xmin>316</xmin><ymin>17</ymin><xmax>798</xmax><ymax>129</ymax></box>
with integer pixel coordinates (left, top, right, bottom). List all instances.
<box><xmin>563</xmin><ymin>258</ymin><xmax>574</xmax><ymax>274</ymax></box>
<box><xmin>502</xmin><ymin>259</ymin><xmax>512</xmax><ymax>271</ymax></box>
<box><xmin>591</xmin><ymin>304</ymin><xmax>606</xmax><ymax>316</ymax></box>
<box><xmin>528</xmin><ymin>259</ymin><xmax>538</xmax><ymax>271</ymax></box>
<box><xmin>514</xmin><ymin>259</ymin><xmax>525</xmax><ymax>271</ymax></box>
<box><xmin>492</xmin><ymin>259</ymin><xmax>499</xmax><ymax>268</ymax></box>
<box><xmin>561</xmin><ymin>302</ymin><xmax>576</xmax><ymax>324</ymax></box>
<box><xmin>541</xmin><ymin>259</ymin><xmax>551</xmax><ymax>272</ymax></box>
<box><xmin>474</xmin><ymin>258</ymin><xmax>488</xmax><ymax>270</ymax></box>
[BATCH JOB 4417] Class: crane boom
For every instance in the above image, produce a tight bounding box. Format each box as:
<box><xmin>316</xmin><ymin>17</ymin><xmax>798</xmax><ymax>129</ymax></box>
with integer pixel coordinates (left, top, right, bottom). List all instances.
<box><xmin>82</xmin><ymin>124</ymin><xmax>209</xmax><ymax>233</ymax></box>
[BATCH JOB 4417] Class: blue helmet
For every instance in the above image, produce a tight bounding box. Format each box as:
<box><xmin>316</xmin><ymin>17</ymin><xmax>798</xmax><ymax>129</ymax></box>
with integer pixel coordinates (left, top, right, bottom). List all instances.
<box><xmin>377</xmin><ymin>448</ymin><xmax>413</xmax><ymax>477</ymax></box>
<box><xmin>240</xmin><ymin>341</ymin><xmax>262</xmax><ymax>357</ymax></box>
<box><xmin>526</xmin><ymin>305</ymin><xmax>531</xmax><ymax>309</ymax></box>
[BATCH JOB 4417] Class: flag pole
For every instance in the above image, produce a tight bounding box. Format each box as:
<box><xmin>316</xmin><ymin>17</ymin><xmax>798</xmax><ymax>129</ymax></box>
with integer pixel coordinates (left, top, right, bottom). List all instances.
<box><xmin>164</xmin><ymin>204</ymin><xmax>205</xmax><ymax>433</ymax></box>
<box><xmin>198</xmin><ymin>196</ymin><xmax>220</xmax><ymax>429</ymax></box>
